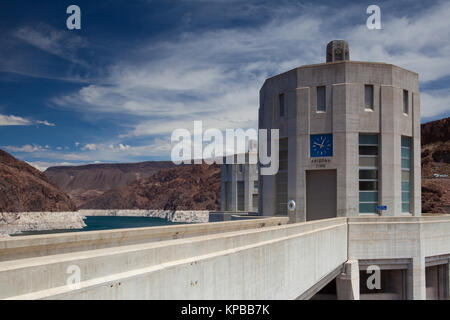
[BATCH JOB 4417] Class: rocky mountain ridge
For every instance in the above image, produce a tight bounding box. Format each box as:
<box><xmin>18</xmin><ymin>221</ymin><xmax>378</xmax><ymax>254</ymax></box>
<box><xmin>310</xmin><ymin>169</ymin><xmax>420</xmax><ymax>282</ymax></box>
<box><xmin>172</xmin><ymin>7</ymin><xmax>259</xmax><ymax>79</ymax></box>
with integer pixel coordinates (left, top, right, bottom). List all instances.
<box><xmin>0</xmin><ymin>150</ymin><xmax>76</xmax><ymax>212</ymax></box>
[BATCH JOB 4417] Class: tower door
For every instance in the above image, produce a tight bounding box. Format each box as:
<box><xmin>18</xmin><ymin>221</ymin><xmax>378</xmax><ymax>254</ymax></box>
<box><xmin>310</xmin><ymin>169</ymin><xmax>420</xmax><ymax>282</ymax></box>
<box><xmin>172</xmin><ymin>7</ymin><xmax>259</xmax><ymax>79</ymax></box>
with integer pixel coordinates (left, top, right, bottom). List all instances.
<box><xmin>306</xmin><ymin>170</ymin><xmax>337</xmax><ymax>221</ymax></box>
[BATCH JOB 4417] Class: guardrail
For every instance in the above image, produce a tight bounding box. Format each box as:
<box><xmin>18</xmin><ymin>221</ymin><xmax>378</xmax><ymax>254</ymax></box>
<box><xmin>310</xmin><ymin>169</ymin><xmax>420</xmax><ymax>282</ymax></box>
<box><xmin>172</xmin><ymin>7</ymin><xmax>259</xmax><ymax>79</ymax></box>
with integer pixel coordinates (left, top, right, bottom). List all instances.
<box><xmin>0</xmin><ymin>217</ymin><xmax>346</xmax><ymax>300</ymax></box>
<box><xmin>0</xmin><ymin>216</ymin><xmax>288</xmax><ymax>262</ymax></box>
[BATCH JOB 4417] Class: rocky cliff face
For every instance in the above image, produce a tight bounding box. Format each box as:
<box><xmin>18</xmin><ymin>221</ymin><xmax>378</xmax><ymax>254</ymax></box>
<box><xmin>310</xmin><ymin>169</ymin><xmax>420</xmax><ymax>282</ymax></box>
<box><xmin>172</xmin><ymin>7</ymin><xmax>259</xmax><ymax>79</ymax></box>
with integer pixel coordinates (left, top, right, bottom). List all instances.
<box><xmin>421</xmin><ymin>117</ymin><xmax>450</xmax><ymax>145</ymax></box>
<box><xmin>421</xmin><ymin>117</ymin><xmax>450</xmax><ymax>213</ymax></box>
<box><xmin>0</xmin><ymin>150</ymin><xmax>76</xmax><ymax>212</ymax></box>
<box><xmin>45</xmin><ymin>161</ymin><xmax>175</xmax><ymax>207</ymax></box>
<box><xmin>79</xmin><ymin>164</ymin><xmax>221</xmax><ymax>211</ymax></box>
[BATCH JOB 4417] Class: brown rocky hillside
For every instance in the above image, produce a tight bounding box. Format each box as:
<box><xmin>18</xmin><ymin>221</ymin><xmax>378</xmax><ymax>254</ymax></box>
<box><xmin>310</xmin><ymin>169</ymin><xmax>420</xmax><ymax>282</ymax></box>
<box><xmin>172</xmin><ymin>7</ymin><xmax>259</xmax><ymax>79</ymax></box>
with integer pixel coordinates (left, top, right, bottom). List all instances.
<box><xmin>0</xmin><ymin>150</ymin><xmax>76</xmax><ymax>212</ymax></box>
<box><xmin>421</xmin><ymin>117</ymin><xmax>450</xmax><ymax>213</ymax></box>
<box><xmin>45</xmin><ymin>161</ymin><xmax>175</xmax><ymax>207</ymax></box>
<box><xmin>79</xmin><ymin>164</ymin><xmax>220</xmax><ymax>211</ymax></box>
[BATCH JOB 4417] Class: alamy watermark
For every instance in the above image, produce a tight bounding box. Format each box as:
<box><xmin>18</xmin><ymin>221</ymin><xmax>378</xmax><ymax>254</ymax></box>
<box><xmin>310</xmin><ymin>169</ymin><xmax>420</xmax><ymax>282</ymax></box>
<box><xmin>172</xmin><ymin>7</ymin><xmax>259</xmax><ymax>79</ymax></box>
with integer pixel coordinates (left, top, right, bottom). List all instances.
<box><xmin>366</xmin><ymin>265</ymin><xmax>381</xmax><ymax>290</ymax></box>
<box><xmin>171</xmin><ymin>121</ymin><xmax>279</xmax><ymax>176</ymax></box>
<box><xmin>366</xmin><ymin>5</ymin><xmax>382</xmax><ymax>30</ymax></box>
<box><xmin>66</xmin><ymin>5</ymin><xmax>81</xmax><ymax>30</ymax></box>
<box><xmin>66</xmin><ymin>264</ymin><xmax>81</xmax><ymax>290</ymax></box>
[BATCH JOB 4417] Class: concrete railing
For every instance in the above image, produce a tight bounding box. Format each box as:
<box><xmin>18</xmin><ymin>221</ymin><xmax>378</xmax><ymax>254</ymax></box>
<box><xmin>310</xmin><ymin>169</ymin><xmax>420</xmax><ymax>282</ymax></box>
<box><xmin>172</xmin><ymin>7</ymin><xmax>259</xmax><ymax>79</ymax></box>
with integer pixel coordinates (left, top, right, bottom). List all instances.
<box><xmin>4</xmin><ymin>215</ymin><xmax>450</xmax><ymax>300</ymax></box>
<box><xmin>0</xmin><ymin>217</ymin><xmax>288</xmax><ymax>262</ymax></box>
<box><xmin>0</xmin><ymin>217</ymin><xmax>347</xmax><ymax>300</ymax></box>
<box><xmin>348</xmin><ymin>215</ymin><xmax>450</xmax><ymax>300</ymax></box>
<box><xmin>348</xmin><ymin>215</ymin><xmax>450</xmax><ymax>259</ymax></box>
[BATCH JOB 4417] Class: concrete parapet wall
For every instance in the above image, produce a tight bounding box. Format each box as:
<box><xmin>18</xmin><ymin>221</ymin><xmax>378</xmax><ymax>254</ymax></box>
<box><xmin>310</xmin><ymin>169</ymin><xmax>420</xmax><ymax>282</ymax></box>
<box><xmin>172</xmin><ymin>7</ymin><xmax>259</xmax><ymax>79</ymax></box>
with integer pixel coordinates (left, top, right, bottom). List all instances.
<box><xmin>0</xmin><ymin>217</ymin><xmax>288</xmax><ymax>262</ymax></box>
<box><xmin>2</xmin><ymin>216</ymin><xmax>450</xmax><ymax>300</ymax></box>
<box><xmin>208</xmin><ymin>211</ymin><xmax>259</xmax><ymax>222</ymax></box>
<box><xmin>0</xmin><ymin>217</ymin><xmax>346</xmax><ymax>300</ymax></box>
<box><xmin>348</xmin><ymin>215</ymin><xmax>450</xmax><ymax>259</ymax></box>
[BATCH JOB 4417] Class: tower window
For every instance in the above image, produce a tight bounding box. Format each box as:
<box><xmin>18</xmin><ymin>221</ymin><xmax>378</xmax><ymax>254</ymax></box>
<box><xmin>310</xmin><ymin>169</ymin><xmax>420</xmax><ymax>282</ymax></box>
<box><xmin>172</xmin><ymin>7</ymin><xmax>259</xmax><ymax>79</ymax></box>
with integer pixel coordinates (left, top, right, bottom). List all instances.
<box><xmin>401</xmin><ymin>136</ymin><xmax>411</xmax><ymax>213</ymax></box>
<box><xmin>359</xmin><ymin>134</ymin><xmax>379</xmax><ymax>214</ymax></box>
<box><xmin>279</xmin><ymin>93</ymin><xmax>285</xmax><ymax>117</ymax></box>
<box><xmin>365</xmin><ymin>85</ymin><xmax>374</xmax><ymax>110</ymax></box>
<box><xmin>317</xmin><ymin>86</ymin><xmax>326</xmax><ymax>112</ymax></box>
<box><xmin>276</xmin><ymin>138</ymin><xmax>288</xmax><ymax>215</ymax></box>
<box><xmin>403</xmin><ymin>90</ymin><xmax>409</xmax><ymax>114</ymax></box>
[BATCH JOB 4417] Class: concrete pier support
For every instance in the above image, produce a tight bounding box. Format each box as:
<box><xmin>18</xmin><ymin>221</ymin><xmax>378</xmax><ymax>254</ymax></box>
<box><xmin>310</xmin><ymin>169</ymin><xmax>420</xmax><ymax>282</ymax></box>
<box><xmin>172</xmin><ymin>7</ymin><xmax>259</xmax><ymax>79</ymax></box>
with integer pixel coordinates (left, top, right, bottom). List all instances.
<box><xmin>411</xmin><ymin>258</ymin><xmax>426</xmax><ymax>300</ymax></box>
<box><xmin>336</xmin><ymin>260</ymin><xmax>360</xmax><ymax>300</ymax></box>
<box><xmin>447</xmin><ymin>263</ymin><xmax>450</xmax><ymax>299</ymax></box>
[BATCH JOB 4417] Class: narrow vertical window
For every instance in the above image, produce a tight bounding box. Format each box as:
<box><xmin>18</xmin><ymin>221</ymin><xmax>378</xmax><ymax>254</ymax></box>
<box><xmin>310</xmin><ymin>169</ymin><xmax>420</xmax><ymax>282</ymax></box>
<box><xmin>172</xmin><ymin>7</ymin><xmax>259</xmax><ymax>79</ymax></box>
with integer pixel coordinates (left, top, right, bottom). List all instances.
<box><xmin>403</xmin><ymin>90</ymin><xmax>409</xmax><ymax>114</ymax></box>
<box><xmin>401</xmin><ymin>137</ymin><xmax>411</xmax><ymax>213</ymax></box>
<box><xmin>225</xmin><ymin>182</ymin><xmax>231</xmax><ymax>211</ymax></box>
<box><xmin>365</xmin><ymin>85</ymin><xmax>374</xmax><ymax>110</ymax></box>
<box><xmin>237</xmin><ymin>181</ymin><xmax>244</xmax><ymax>211</ymax></box>
<box><xmin>279</xmin><ymin>93</ymin><xmax>285</xmax><ymax>117</ymax></box>
<box><xmin>276</xmin><ymin>138</ymin><xmax>288</xmax><ymax>215</ymax></box>
<box><xmin>359</xmin><ymin>134</ymin><xmax>379</xmax><ymax>213</ymax></box>
<box><xmin>317</xmin><ymin>86</ymin><xmax>326</xmax><ymax>112</ymax></box>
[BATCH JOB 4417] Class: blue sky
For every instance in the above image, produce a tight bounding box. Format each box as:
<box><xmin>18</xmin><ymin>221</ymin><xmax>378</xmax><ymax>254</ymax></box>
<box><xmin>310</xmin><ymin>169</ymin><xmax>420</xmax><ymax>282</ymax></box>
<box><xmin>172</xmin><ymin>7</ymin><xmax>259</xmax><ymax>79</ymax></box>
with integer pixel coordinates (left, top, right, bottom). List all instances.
<box><xmin>0</xmin><ymin>0</ymin><xmax>449</xmax><ymax>170</ymax></box>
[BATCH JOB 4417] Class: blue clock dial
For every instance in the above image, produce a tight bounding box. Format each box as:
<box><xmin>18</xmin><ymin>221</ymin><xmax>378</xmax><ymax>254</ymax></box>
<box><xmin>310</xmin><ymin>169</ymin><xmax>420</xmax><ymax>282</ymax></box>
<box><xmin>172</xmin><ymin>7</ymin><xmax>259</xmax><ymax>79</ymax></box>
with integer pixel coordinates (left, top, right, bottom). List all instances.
<box><xmin>310</xmin><ymin>134</ymin><xmax>333</xmax><ymax>157</ymax></box>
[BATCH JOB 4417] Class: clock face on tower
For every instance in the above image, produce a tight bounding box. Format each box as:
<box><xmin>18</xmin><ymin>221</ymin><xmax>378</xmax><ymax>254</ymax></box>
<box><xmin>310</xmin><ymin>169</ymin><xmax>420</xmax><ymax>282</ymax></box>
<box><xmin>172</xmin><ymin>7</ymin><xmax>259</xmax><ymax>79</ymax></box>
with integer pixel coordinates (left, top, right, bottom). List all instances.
<box><xmin>310</xmin><ymin>134</ymin><xmax>333</xmax><ymax>157</ymax></box>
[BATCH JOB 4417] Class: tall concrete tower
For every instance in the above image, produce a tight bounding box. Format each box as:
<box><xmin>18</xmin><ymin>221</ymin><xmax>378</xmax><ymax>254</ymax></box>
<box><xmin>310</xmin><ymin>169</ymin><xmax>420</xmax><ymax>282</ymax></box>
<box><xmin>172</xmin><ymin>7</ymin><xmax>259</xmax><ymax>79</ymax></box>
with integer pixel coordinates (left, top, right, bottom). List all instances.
<box><xmin>258</xmin><ymin>40</ymin><xmax>421</xmax><ymax>222</ymax></box>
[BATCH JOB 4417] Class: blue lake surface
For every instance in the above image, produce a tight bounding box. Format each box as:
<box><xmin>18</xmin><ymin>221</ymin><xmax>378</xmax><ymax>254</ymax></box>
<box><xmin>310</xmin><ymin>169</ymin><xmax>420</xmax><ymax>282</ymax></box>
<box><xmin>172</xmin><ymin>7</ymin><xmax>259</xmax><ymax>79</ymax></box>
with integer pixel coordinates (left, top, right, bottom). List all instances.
<box><xmin>13</xmin><ymin>216</ymin><xmax>184</xmax><ymax>236</ymax></box>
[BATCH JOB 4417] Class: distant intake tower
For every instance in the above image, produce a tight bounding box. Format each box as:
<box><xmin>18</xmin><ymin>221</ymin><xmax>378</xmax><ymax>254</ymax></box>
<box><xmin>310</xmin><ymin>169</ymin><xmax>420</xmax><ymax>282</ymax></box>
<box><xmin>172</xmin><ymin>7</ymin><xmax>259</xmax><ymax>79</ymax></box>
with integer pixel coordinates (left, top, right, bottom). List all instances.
<box><xmin>258</xmin><ymin>40</ymin><xmax>421</xmax><ymax>222</ymax></box>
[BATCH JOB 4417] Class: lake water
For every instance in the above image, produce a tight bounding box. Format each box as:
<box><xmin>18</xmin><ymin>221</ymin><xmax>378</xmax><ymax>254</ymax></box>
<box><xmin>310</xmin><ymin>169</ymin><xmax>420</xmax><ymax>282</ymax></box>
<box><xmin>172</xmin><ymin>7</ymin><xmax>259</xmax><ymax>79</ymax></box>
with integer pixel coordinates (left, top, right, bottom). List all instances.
<box><xmin>12</xmin><ymin>216</ymin><xmax>184</xmax><ymax>236</ymax></box>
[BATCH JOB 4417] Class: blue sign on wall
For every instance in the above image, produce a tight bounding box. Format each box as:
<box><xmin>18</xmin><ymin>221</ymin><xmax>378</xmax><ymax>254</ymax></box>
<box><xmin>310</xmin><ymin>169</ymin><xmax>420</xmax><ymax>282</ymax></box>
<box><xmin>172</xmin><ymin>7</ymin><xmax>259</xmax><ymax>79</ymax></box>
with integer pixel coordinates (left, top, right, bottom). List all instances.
<box><xmin>376</xmin><ymin>205</ymin><xmax>387</xmax><ymax>211</ymax></box>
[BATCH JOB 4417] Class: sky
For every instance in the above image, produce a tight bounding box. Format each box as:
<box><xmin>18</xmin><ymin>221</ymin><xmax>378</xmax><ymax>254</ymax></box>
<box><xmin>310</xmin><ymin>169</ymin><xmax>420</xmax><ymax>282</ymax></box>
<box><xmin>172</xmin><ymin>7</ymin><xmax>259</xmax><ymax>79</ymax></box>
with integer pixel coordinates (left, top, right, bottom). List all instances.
<box><xmin>0</xmin><ymin>0</ymin><xmax>449</xmax><ymax>170</ymax></box>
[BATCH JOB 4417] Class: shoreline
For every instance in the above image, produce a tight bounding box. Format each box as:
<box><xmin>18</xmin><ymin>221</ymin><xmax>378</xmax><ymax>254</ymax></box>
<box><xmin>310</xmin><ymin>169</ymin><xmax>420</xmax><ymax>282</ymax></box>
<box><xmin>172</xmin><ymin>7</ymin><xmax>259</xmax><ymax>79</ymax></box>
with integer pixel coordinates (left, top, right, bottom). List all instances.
<box><xmin>78</xmin><ymin>209</ymin><xmax>210</xmax><ymax>223</ymax></box>
<box><xmin>0</xmin><ymin>210</ymin><xmax>211</xmax><ymax>235</ymax></box>
<box><xmin>0</xmin><ymin>211</ymin><xmax>86</xmax><ymax>236</ymax></box>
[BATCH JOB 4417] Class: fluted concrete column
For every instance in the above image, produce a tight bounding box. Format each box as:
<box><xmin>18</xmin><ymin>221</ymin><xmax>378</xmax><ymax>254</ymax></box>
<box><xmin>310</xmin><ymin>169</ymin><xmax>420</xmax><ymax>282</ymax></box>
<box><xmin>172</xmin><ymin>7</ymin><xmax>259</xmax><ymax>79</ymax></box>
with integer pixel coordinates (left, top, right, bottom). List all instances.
<box><xmin>411</xmin><ymin>92</ymin><xmax>422</xmax><ymax>216</ymax></box>
<box><xmin>292</xmin><ymin>87</ymin><xmax>310</xmax><ymax>222</ymax></box>
<box><xmin>380</xmin><ymin>85</ymin><xmax>402</xmax><ymax>216</ymax></box>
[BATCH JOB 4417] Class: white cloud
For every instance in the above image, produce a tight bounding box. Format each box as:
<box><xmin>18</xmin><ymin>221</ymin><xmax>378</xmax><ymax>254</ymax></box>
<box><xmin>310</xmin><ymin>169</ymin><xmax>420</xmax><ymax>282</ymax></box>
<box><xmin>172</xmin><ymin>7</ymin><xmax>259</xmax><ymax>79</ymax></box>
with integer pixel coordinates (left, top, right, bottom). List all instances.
<box><xmin>107</xmin><ymin>143</ymin><xmax>132</xmax><ymax>150</ymax></box>
<box><xmin>0</xmin><ymin>114</ymin><xmax>31</xmax><ymax>126</ymax></box>
<box><xmin>0</xmin><ymin>113</ymin><xmax>55</xmax><ymax>127</ymax></box>
<box><xmin>27</xmin><ymin>161</ymin><xmax>82</xmax><ymax>172</ymax></box>
<box><xmin>346</xmin><ymin>3</ymin><xmax>450</xmax><ymax>83</ymax></box>
<box><xmin>36</xmin><ymin>120</ymin><xmax>55</xmax><ymax>127</ymax></box>
<box><xmin>2</xmin><ymin>144</ymin><xmax>50</xmax><ymax>153</ymax></box>
<box><xmin>6</xmin><ymin>138</ymin><xmax>172</xmax><ymax>164</ymax></box>
<box><xmin>118</xmin><ymin>144</ymin><xmax>131</xmax><ymax>150</ymax></box>
<box><xmin>49</xmin><ymin>1</ymin><xmax>450</xmax><ymax>142</ymax></box>
<box><xmin>14</xmin><ymin>24</ymin><xmax>88</xmax><ymax>66</ymax></box>
<box><xmin>420</xmin><ymin>90</ymin><xmax>450</xmax><ymax>119</ymax></box>
<box><xmin>82</xmin><ymin>143</ymin><xmax>98</xmax><ymax>151</ymax></box>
